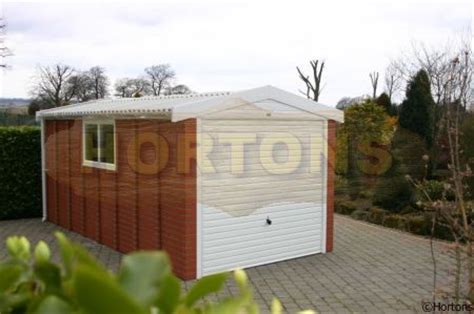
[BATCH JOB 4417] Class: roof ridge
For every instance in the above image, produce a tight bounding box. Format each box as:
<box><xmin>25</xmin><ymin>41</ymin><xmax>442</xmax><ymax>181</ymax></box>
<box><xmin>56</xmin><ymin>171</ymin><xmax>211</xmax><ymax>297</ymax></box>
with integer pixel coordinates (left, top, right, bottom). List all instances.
<box><xmin>135</xmin><ymin>91</ymin><xmax>232</xmax><ymax>100</ymax></box>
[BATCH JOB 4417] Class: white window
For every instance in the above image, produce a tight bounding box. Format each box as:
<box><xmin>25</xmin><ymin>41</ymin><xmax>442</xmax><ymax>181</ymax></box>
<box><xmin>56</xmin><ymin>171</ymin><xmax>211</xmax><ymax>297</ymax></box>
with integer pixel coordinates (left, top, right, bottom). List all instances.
<box><xmin>83</xmin><ymin>121</ymin><xmax>116</xmax><ymax>170</ymax></box>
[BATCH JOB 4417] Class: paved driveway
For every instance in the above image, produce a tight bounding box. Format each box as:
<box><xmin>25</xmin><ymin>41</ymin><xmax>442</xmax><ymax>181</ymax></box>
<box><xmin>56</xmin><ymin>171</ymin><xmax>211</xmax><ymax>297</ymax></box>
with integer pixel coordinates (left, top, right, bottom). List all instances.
<box><xmin>0</xmin><ymin>215</ymin><xmax>454</xmax><ymax>313</ymax></box>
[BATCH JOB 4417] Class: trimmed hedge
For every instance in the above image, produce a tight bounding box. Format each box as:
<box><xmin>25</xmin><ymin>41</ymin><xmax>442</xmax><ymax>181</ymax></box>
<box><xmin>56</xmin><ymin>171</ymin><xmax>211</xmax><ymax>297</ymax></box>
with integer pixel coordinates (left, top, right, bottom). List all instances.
<box><xmin>0</xmin><ymin>126</ymin><xmax>42</xmax><ymax>219</ymax></box>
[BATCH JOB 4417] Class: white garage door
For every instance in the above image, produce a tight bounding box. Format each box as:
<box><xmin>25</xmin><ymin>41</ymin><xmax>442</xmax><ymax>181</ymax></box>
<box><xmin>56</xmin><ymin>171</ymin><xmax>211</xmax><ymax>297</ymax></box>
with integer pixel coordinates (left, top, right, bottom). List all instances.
<box><xmin>197</xmin><ymin>119</ymin><xmax>327</xmax><ymax>276</ymax></box>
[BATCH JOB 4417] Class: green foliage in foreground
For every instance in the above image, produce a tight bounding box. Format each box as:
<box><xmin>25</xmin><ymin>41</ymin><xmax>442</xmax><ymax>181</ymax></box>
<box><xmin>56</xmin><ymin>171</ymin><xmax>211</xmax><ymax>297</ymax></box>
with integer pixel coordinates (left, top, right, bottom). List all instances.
<box><xmin>0</xmin><ymin>233</ymin><xmax>315</xmax><ymax>314</ymax></box>
<box><xmin>0</xmin><ymin>126</ymin><xmax>42</xmax><ymax>219</ymax></box>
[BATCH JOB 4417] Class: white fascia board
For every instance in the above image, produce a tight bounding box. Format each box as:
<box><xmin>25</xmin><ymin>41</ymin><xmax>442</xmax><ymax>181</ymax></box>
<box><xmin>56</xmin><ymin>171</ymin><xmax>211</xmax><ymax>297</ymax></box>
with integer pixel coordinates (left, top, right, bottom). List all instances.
<box><xmin>40</xmin><ymin>118</ymin><xmax>47</xmax><ymax>221</ymax></box>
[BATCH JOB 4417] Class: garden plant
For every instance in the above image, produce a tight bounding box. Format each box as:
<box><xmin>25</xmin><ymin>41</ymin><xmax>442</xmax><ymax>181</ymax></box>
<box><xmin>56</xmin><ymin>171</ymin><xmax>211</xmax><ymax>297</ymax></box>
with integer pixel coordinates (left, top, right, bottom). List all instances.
<box><xmin>0</xmin><ymin>233</ymin><xmax>314</xmax><ymax>314</ymax></box>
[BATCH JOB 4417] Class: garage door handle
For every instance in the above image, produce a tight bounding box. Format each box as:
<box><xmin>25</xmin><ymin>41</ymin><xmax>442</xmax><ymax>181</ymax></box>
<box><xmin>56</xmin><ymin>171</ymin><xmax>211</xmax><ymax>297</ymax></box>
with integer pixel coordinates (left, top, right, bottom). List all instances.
<box><xmin>266</xmin><ymin>217</ymin><xmax>272</xmax><ymax>225</ymax></box>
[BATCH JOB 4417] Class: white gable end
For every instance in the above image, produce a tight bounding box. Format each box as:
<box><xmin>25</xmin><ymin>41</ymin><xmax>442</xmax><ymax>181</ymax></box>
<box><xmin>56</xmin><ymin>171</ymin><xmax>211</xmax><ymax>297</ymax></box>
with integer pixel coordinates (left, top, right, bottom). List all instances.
<box><xmin>172</xmin><ymin>86</ymin><xmax>343</xmax><ymax>122</ymax></box>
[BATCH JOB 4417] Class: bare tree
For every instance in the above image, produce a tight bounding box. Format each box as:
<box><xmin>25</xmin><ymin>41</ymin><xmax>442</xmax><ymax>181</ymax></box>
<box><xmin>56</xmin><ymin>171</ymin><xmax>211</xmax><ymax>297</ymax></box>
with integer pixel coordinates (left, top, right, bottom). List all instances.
<box><xmin>144</xmin><ymin>64</ymin><xmax>176</xmax><ymax>96</ymax></box>
<box><xmin>0</xmin><ymin>18</ymin><xmax>12</xmax><ymax>68</ymax></box>
<box><xmin>165</xmin><ymin>84</ymin><xmax>192</xmax><ymax>95</ymax></box>
<box><xmin>369</xmin><ymin>71</ymin><xmax>379</xmax><ymax>99</ymax></box>
<box><xmin>67</xmin><ymin>74</ymin><xmax>91</xmax><ymax>103</ymax></box>
<box><xmin>296</xmin><ymin>60</ymin><xmax>325</xmax><ymax>102</ymax></box>
<box><xmin>384</xmin><ymin>62</ymin><xmax>402</xmax><ymax>101</ymax></box>
<box><xmin>408</xmin><ymin>47</ymin><xmax>474</xmax><ymax>303</ymax></box>
<box><xmin>393</xmin><ymin>41</ymin><xmax>458</xmax><ymax>105</ymax></box>
<box><xmin>31</xmin><ymin>64</ymin><xmax>77</xmax><ymax>107</ymax></box>
<box><xmin>114</xmin><ymin>78</ymin><xmax>151</xmax><ymax>98</ymax></box>
<box><xmin>87</xmin><ymin>66</ymin><xmax>109</xmax><ymax>99</ymax></box>
<box><xmin>114</xmin><ymin>78</ymin><xmax>130</xmax><ymax>98</ymax></box>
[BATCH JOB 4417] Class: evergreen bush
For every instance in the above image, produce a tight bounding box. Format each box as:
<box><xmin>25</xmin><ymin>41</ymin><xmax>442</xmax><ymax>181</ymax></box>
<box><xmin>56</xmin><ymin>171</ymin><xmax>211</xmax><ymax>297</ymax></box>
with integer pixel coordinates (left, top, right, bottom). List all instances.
<box><xmin>0</xmin><ymin>126</ymin><xmax>42</xmax><ymax>219</ymax></box>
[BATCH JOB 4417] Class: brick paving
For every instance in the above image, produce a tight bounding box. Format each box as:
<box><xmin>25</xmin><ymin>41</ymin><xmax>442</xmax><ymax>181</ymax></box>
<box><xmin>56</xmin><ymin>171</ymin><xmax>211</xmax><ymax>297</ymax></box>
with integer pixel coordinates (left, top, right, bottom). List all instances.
<box><xmin>0</xmin><ymin>215</ymin><xmax>456</xmax><ymax>313</ymax></box>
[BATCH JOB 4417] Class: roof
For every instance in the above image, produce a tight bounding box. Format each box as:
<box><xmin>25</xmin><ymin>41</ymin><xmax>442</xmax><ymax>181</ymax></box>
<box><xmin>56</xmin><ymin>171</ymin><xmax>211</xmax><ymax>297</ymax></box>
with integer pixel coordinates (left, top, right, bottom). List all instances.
<box><xmin>36</xmin><ymin>85</ymin><xmax>344</xmax><ymax>122</ymax></box>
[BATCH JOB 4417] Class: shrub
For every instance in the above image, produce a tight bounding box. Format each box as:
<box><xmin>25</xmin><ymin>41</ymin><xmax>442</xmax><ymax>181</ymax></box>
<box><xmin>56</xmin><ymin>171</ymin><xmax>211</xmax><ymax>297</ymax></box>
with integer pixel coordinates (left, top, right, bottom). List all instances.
<box><xmin>358</xmin><ymin>189</ymin><xmax>373</xmax><ymax>199</ymax></box>
<box><xmin>335</xmin><ymin>128</ymin><xmax>348</xmax><ymax>175</ymax></box>
<box><xmin>335</xmin><ymin>199</ymin><xmax>359</xmax><ymax>215</ymax></box>
<box><xmin>0</xmin><ymin>127</ymin><xmax>42</xmax><ymax>219</ymax></box>
<box><xmin>390</xmin><ymin>127</ymin><xmax>429</xmax><ymax>180</ymax></box>
<box><xmin>0</xmin><ymin>233</ymin><xmax>309</xmax><ymax>314</ymax></box>
<box><xmin>368</xmin><ymin>207</ymin><xmax>387</xmax><ymax>224</ymax></box>
<box><xmin>421</xmin><ymin>180</ymin><xmax>445</xmax><ymax>200</ymax></box>
<box><xmin>433</xmin><ymin>224</ymin><xmax>454</xmax><ymax>241</ymax></box>
<box><xmin>335</xmin><ymin>175</ymin><xmax>349</xmax><ymax>195</ymax></box>
<box><xmin>399</xmin><ymin>205</ymin><xmax>419</xmax><ymax>215</ymax></box>
<box><xmin>373</xmin><ymin>176</ymin><xmax>414</xmax><ymax>212</ymax></box>
<box><xmin>335</xmin><ymin>197</ymin><xmax>371</xmax><ymax>216</ymax></box>
<box><xmin>383</xmin><ymin>214</ymin><xmax>407</xmax><ymax>230</ymax></box>
<box><xmin>405</xmin><ymin>215</ymin><xmax>430</xmax><ymax>236</ymax></box>
<box><xmin>351</xmin><ymin>209</ymin><xmax>369</xmax><ymax>221</ymax></box>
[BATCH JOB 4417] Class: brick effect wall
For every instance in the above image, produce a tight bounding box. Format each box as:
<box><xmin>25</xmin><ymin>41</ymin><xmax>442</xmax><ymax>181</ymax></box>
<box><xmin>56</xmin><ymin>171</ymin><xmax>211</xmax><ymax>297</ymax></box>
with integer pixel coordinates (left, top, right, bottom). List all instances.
<box><xmin>44</xmin><ymin>118</ymin><xmax>197</xmax><ymax>279</ymax></box>
<box><xmin>326</xmin><ymin>120</ymin><xmax>336</xmax><ymax>252</ymax></box>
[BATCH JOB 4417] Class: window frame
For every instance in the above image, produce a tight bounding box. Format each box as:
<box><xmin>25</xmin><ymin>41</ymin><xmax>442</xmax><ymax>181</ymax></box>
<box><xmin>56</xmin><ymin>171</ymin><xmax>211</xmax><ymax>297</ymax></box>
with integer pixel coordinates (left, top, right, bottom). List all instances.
<box><xmin>82</xmin><ymin>119</ymin><xmax>117</xmax><ymax>171</ymax></box>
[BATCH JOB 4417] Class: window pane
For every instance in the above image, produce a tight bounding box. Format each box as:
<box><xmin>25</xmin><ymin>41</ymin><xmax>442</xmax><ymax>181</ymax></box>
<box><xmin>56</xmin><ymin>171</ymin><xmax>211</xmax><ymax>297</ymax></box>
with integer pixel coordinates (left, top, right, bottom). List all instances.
<box><xmin>99</xmin><ymin>124</ymin><xmax>115</xmax><ymax>164</ymax></box>
<box><xmin>85</xmin><ymin>124</ymin><xmax>99</xmax><ymax>161</ymax></box>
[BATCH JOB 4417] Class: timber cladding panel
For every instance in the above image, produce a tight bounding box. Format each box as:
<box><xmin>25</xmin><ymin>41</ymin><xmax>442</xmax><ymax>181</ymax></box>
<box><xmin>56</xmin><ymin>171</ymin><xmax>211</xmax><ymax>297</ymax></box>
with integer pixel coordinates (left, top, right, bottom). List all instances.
<box><xmin>44</xmin><ymin>118</ymin><xmax>197</xmax><ymax>279</ymax></box>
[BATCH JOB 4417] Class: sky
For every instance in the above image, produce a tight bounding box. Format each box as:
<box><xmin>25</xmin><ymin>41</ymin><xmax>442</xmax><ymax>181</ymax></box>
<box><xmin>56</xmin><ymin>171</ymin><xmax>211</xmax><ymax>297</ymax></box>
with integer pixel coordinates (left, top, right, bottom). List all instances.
<box><xmin>0</xmin><ymin>0</ymin><xmax>472</xmax><ymax>106</ymax></box>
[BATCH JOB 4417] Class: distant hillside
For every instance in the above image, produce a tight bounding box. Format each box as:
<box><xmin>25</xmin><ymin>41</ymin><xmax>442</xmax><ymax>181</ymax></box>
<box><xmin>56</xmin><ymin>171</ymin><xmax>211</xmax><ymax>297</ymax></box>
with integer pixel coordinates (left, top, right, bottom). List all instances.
<box><xmin>0</xmin><ymin>98</ymin><xmax>31</xmax><ymax>115</ymax></box>
<box><xmin>0</xmin><ymin>98</ymin><xmax>31</xmax><ymax>107</ymax></box>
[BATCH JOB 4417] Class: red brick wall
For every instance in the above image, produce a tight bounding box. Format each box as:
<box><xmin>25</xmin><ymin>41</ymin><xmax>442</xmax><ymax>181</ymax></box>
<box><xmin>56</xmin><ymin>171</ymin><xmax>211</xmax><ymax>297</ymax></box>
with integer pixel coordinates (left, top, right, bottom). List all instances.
<box><xmin>69</xmin><ymin>121</ymin><xmax>85</xmax><ymax>234</ymax></box>
<box><xmin>116</xmin><ymin>120</ymin><xmax>138</xmax><ymax>252</ymax></box>
<box><xmin>326</xmin><ymin>120</ymin><xmax>336</xmax><ymax>252</ymax></box>
<box><xmin>158</xmin><ymin>119</ymin><xmax>197</xmax><ymax>280</ymax></box>
<box><xmin>44</xmin><ymin>118</ymin><xmax>197</xmax><ymax>279</ymax></box>
<box><xmin>137</xmin><ymin>120</ymin><xmax>160</xmax><ymax>250</ymax></box>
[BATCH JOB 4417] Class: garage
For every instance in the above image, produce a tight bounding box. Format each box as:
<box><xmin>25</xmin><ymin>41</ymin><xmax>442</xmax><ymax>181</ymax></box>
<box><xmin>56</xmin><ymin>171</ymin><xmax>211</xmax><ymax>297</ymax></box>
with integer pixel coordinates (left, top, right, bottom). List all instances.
<box><xmin>198</xmin><ymin>119</ymin><xmax>327</xmax><ymax>276</ymax></box>
<box><xmin>37</xmin><ymin>85</ymin><xmax>343</xmax><ymax>280</ymax></box>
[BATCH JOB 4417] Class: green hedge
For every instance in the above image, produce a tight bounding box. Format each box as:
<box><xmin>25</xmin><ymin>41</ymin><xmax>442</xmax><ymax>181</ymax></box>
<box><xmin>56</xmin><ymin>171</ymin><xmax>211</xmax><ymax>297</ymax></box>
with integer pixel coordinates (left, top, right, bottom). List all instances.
<box><xmin>0</xmin><ymin>126</ymin><xmax>42</xmax><ymax>219</ymax></box>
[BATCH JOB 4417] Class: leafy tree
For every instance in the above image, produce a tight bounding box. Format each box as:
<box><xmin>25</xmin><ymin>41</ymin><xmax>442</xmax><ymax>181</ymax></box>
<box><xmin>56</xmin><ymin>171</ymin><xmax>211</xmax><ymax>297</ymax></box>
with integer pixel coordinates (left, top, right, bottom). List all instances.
<box><xmin>0</xmin><ymin>233</ymin><xmax>314</xmax><ymax>314</ymax></box>
<box><xmin>343</xmin><ymin>100</ymin><xmax>395</xmax><ymax>144</ymax></box>
<box><xmin>399</xmin><ymin>69</ymin><xmax>436</xmax><ymax>148</ymax></box>
<box><xmin>340</xmin><ymin>100</ymin><xmax>396</xmax><ymax>180</ymax></box>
